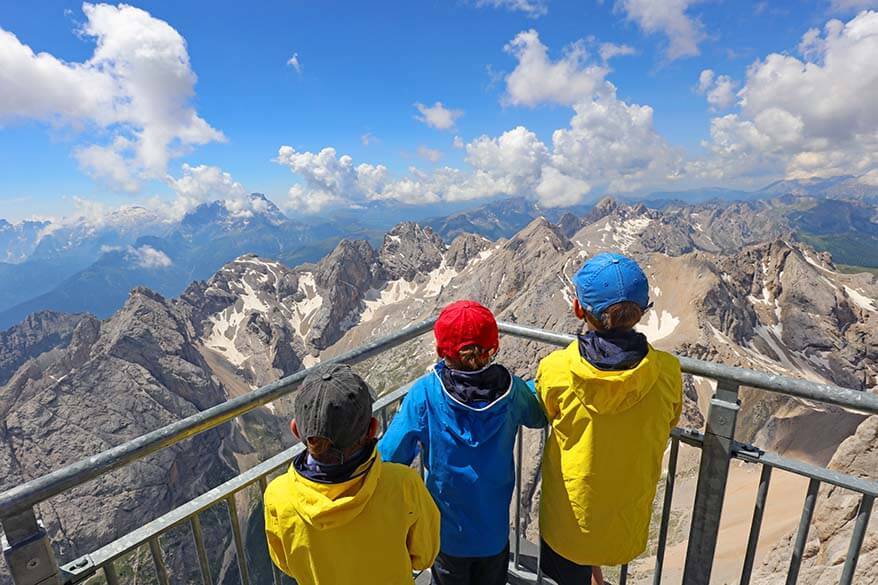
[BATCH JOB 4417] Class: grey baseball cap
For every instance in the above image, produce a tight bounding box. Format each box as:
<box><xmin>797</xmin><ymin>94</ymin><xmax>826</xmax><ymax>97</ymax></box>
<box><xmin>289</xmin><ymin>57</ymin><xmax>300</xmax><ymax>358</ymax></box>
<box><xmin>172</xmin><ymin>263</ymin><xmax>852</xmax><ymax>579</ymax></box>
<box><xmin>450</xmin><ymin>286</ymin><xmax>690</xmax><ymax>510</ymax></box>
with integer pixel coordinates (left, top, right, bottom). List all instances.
<box><xmin>294</xmin><ymin>364</ymin><xmax>375</xmax><ymax>450</ymax></box>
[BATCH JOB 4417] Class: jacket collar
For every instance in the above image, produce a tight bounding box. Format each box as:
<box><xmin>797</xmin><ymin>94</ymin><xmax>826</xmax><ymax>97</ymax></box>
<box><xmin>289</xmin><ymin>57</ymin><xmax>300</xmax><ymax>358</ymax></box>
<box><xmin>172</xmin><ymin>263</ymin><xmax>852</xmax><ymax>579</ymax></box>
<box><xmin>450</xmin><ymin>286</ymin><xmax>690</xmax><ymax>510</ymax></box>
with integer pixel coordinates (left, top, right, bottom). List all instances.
<box><xmin>433</xmin><ymin>361</ymin><xmax>513</xmax><ymax>412</ymax></box>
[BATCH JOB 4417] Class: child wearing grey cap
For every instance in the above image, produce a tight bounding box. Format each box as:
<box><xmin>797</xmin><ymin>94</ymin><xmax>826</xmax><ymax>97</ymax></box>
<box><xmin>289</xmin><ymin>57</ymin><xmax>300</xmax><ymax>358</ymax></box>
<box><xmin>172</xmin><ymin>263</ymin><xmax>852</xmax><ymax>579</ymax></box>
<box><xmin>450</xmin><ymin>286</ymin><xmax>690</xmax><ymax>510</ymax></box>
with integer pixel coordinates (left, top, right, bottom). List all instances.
<box><xmin>263</xmin><ymin>363</ymin><xmax>441</xmax><ymax>585</ymax></box>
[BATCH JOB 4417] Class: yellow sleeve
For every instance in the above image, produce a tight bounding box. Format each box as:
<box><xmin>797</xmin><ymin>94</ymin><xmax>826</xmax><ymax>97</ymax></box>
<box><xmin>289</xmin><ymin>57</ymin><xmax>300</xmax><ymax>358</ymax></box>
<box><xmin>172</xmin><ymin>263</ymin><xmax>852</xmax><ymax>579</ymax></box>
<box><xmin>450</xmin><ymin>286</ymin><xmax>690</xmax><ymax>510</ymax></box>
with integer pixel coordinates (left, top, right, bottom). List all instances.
<box><xmin>535</xmin><ymin>359</ymin><xmax>558</xmax><ymax>420</ymax></box>
<box><xmin>263</xmin><ymin>497</ymin><xmax>292</xmax><ymax>577</ymax></box>
<box><xmin>406</xmin><ymin>471</ymin><xmax>441</xmax><ymax>571</ymax></box>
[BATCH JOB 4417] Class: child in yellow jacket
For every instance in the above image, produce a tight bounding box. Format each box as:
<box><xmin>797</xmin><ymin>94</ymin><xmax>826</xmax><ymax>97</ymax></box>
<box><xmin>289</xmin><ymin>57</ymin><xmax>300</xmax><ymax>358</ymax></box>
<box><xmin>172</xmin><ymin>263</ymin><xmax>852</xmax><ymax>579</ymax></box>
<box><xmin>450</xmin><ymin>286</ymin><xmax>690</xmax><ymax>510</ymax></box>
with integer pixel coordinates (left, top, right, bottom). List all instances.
<box><xmin>263</xmin><ymin>364</ymin><xmax>441</xmax><ymax>585</ymax></box>
<box><xmin>535</xmin><ymin>253</ymin><xmax>682</xmax><ymax>584</ymax></box>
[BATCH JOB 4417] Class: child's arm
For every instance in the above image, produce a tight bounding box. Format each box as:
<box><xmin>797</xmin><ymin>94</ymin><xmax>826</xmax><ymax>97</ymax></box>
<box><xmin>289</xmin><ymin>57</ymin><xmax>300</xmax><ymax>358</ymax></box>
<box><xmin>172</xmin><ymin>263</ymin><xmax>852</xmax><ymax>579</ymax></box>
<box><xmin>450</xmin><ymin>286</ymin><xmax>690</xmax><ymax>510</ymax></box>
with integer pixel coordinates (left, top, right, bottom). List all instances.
<box><xmin>378</xmin><ymin>386</ymin><xmax>425</xmax><ymax>465</ymax></box>
<box><xmin>533</xmin><ymin>360</ymin><xmax>559</xmax><ymax>422</ymax></box>
<box><xmin>263</xmin><ymin>498</ymin><xmax>293</xmax><ymax>577</ymax></box>
<box><xmin>516</xmin><ymin>378</ymin><xmax>548</xmax><ymax>429</ymax></box>
<box><xmin>406</xmin><ymin>470</ymin><xmax>441</xmax><ymax>571</ymax></box>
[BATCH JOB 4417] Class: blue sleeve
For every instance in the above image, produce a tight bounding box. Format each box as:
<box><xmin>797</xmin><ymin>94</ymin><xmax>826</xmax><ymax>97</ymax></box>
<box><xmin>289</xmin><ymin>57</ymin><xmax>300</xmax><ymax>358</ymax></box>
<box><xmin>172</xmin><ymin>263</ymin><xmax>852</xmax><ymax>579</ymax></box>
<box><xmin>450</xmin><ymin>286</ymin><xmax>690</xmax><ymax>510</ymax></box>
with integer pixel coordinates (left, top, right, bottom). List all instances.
<box><xmin>514</xmin><ymin>377</ymin><xmax>548</xmax><ymax>429</ymax></box>
<box><xmin>378</xmin><ymin>381</ymin><xmax>426</xmax><ymax>465</ymax></box>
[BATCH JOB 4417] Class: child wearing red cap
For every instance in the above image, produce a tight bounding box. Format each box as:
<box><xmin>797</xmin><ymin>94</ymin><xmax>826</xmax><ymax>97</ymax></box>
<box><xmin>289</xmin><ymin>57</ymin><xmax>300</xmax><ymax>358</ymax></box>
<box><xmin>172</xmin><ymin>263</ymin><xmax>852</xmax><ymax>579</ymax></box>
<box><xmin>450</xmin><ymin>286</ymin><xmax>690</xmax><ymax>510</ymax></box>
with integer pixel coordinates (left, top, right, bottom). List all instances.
<box><xmin>380</xmin><ymin>300</ymin><xmax>547</xmax><ymax>585</ymax></box>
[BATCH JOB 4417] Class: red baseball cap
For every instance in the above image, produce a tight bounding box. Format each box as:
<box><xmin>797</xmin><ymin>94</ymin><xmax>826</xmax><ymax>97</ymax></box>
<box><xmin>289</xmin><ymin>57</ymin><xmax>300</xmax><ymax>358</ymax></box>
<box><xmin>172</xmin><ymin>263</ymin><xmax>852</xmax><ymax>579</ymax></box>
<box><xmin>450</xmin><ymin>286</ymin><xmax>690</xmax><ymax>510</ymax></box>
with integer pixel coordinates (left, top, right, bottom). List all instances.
<box><xmin>435</xmin><ymin>300</ymin><xmax>499</xmax><ymax>359</ymax></box>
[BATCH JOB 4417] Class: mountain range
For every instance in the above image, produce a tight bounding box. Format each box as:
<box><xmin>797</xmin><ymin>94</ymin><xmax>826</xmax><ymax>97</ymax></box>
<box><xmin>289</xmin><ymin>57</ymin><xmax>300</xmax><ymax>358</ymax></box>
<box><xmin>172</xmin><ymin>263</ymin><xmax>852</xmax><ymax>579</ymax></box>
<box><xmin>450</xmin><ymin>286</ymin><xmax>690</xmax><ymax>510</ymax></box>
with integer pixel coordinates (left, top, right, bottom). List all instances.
<box><xmin>1</xmin><ymin>175</ymin><xmax>875</xmax><ymax>331</ymax></box>
<box><xmin>1</xmin><ymin>193</ymin><xmax>876</xmax><ymax>584</ymax></box>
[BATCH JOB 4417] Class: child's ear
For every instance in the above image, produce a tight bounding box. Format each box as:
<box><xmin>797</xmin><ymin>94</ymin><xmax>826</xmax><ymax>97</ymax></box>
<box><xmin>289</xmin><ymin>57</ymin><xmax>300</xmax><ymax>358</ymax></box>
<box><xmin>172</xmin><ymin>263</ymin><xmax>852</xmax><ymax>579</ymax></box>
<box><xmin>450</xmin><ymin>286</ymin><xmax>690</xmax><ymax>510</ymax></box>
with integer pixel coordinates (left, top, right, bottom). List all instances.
<box><xmin>290</xmin><ymin>419</ymin><xmax>300</xmax><ymax>440</ymax></box>
<box><xmin>367</xmin><ymin>417</ymin><xmax>379</xmax><ymax>439</ymax></box>
<box><xmin>573</xmin><ymin>298</ymin><xmax>586</xmax><ymax>320</ymax></box>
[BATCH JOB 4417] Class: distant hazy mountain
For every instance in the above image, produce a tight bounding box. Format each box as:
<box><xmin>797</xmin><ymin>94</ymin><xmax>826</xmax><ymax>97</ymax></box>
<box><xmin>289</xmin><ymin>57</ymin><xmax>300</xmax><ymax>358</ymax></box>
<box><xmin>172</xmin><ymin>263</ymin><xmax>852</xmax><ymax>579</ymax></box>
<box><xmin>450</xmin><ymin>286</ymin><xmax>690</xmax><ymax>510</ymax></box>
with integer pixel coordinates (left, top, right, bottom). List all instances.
<box><xmin>646</xmin><ymin>175</ymin><xmax>877</xmax><ymax>204</ymax></box>
<box><xmin>425</xmin><ymin>196</ymin><xmax>593</xmax><ymax>241</ymax></box>
<box><xmin>0</xmin><ymin>219</ymin><xmax>49</xmax><ymax>263</ymax></box>
<box><xmin>2</xmin><ymin>175</ymin><xmax>876</xmax><ymax>328</ymax></box>
<box><xmin>0</xmin><ymin>194</ymin><xmax>366</xmax><ymax>328</ymax></box>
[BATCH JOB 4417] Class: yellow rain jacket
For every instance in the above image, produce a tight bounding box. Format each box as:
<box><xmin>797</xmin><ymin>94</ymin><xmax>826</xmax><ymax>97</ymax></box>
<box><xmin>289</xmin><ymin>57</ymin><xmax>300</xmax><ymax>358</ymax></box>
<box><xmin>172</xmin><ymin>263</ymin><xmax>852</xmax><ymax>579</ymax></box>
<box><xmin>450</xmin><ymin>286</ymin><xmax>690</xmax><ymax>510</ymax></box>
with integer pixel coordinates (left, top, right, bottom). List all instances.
<box><xmin>263</xmin><ymin>448</ymin><xmax>440</xmax><ymax>585</ymax></box>
<box><xmin>536</xmin><ymin>340</ymin><xmax>682</xmax><ymax>566</ymax></box>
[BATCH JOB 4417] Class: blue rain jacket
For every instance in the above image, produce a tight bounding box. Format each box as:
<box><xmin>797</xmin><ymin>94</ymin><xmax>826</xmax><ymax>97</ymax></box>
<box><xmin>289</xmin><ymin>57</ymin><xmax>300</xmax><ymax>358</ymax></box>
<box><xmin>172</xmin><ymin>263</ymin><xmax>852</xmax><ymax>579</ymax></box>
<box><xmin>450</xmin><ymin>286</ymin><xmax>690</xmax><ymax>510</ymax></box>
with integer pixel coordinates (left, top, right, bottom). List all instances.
<box><xmin>379</xmin><ymin>362</ymin><xmax>547</xmax><ymax>557</ymax></box>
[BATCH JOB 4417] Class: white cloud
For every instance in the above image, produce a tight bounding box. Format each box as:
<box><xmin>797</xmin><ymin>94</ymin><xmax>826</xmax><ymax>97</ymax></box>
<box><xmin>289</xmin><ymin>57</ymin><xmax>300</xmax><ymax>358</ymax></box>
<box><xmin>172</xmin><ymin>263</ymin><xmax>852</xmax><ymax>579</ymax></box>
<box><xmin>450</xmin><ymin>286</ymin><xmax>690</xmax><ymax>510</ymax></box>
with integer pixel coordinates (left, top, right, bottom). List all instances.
<box><xmin>453</xmin><ymin>135</ymin><xmax>465</xmax><ymax>149</ymax></box>
<box><xmin>417</xmin><ymin>146</ymin><xmax>443</xmax><ymax>163</ymax></box>
<box><xmin>697</xmin><ymin>69</ymin><xmax>715</xmax><ymax>93</ymax></box>
<box><xmin>503</xmin><ymin>30</ymin><xmax>610</xmax><ymax>107</ymax></box>
<box><xmin>550</xmin><ymin>90</ymin><xmax>682</xmax><ymax>193</ymax></box>
<box><xmin>536</xmin><ymin>167</ymin><xmax>591</xmax><ymax>207</ymax></box>
<box><xmin>287</xmin><ymin>52</ymin><xmax>302</xmax><ymax>73</ymax></box>
<box><xmin>474</xmin><ymin>0</ymin><xmax>548</xmax><ymax>17</ymax></box>
<box><xmin>361</xmin><ymin>132</ymin><xmax>378</xmax><ymax>146</ymax></box>
<box><xmin>694</xmin><ymin>11</ymin><xmax>878</xmax><ymax>182</ymax></box>
<box><xmin>127</xmin><ymin>245</ymin><xmax>172</xmax><ymax>269</ymax></box>
<box><xmin>696</xmin><ymin>69</ymin><xmax>738</xmax><ymax>110</ymax></box>
<box><xmin>465</xmin><ymin>126</ymin><xmax>548</xmax><ymax>194</ymax></box>
<box><xmin>599</xmin><ymin>42</ymin><xmax>637</xmax><ymax>61</ymax></box>
<box><xmin>276</xmin><ymin>145</ymin><xmax>395</xmax><ymax>212</ymax></box>
<box><xmin>414</xmin><ymin>102</ymin><xmax>463</xmax><ymax>130</ymax></box>
<box><xmin>616</xmin><ymin>0</ymin><xmax>705</xmax><ymax>60</ymax></box>
<box><xmin>276</xmin><ymin>30</ymin><xmax>687</xmax><ymax>210</ymax></box>
<box><xmin>165</xmin><ymin>163</ymin><xmax>259</xmax><ymax>218</ymax></box>
<box><xmin>0</xmin><ymin>3</ymin><xmax>223</xmax><ymax>191</ymax></box>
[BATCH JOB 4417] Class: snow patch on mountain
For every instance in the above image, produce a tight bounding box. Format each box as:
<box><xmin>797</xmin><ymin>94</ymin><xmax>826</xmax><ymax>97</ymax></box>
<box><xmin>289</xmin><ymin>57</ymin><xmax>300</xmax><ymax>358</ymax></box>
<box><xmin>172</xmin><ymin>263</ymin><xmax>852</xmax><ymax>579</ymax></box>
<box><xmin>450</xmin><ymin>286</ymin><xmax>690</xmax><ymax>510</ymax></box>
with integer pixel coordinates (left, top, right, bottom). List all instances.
<box><xmin>289</xmin><ymin>272</ymin><xmax>323</xmax><ymax>338</ymax></box>
<box><xmin>844</xmin><ymin>286</ymin><xmax>875</xmax><ymax>312</ymax></box>
<box><xmin>637</xmin><ymin>309</ymin><xmax>679</xmax><ymax>342</ymax></box>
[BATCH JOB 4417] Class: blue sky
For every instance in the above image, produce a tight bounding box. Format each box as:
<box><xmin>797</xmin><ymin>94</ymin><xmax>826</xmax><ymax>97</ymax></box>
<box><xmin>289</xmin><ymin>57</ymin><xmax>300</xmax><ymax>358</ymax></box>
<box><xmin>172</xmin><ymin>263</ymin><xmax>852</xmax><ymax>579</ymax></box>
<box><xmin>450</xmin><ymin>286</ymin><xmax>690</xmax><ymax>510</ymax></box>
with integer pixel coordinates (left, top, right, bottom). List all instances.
<box><xmin>1</xmin><ymin>0</ymin><xmax>877</xmax><ymax>222</ymax></box>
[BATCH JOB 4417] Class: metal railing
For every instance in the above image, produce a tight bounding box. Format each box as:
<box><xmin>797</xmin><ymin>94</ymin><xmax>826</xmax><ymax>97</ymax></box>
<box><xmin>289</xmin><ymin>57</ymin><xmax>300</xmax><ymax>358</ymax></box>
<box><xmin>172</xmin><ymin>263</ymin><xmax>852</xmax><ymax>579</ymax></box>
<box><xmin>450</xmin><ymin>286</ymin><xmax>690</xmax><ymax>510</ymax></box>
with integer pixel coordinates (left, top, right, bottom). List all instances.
<box><xmin>1</xmin><ymin>319</ymin><xmax>877</xmax><ymax>585</ymax></box>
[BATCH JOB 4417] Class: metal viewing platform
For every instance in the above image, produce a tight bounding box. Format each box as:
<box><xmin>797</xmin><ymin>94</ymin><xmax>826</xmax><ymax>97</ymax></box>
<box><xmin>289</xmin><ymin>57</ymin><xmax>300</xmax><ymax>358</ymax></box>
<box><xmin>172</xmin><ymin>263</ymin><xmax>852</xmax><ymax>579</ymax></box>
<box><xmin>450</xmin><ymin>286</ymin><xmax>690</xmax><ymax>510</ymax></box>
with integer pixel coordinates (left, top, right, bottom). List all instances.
<box><xmin>1</xmin><ymin>319</ymin><xmax>877</xmax><ymax>585</ymax></box>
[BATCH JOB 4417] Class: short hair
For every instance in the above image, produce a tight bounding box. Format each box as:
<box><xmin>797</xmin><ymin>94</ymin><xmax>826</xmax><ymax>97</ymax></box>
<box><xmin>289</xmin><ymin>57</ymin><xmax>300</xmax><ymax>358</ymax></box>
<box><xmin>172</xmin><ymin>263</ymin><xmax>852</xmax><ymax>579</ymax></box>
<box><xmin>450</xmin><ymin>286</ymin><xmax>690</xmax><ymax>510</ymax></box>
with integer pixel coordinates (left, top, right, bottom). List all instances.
<box><xmin>586</xmin><ymin>301</ymin><xmax>644</xmax><ymax>331</ymax></box>
<box><xmin>444</xmin><ymin>344</ymin><xmax>494</xmax><ymax>371</ymax></box>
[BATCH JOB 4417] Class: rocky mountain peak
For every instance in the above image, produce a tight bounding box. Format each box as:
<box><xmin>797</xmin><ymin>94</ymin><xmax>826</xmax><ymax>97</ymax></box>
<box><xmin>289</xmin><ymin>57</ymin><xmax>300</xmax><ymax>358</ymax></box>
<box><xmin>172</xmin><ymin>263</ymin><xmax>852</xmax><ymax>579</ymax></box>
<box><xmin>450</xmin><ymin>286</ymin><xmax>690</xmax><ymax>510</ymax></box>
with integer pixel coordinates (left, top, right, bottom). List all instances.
<box><xmin>380</xmin><ymin>222</ymin><xmax>446</xmax><ymax>281</ymax></box>
<box><xmin>513</xmin><ymin>217</ymin><xmax>571</xmax><ymax>249</ymax></box>
<box><xmin>0</xmin><ymin>311</ymin><xmax>87</xmax><ymax>385</ymax></box>
<box><xmin>557</xmin><ymin>212</ymin><xmax>585</xmax><ymax>238</ymax></box>
<box><xmin>445</xmin><ymin>233</ymin><xmax>492</xmax><ymax>271</ymax></box>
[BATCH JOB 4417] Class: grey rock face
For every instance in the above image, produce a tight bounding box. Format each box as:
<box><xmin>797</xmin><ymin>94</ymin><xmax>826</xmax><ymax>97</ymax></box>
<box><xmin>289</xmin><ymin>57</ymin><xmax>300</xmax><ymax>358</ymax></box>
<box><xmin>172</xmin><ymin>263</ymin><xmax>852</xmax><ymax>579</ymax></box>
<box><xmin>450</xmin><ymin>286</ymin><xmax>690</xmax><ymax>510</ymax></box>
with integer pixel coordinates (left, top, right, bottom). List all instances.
<box><xmin>753</xmin><ymin>416</ymin><xmax>878</xmax><ymax>585</ymax></box>
<box><xmin>309</xmin><ymin>239</ymin><xmax>383</xmax><ymax>349</ymax></box>
<box><xmin>445</xmin><ymin>233</ymin><xmax>492</xmax><ymax>271</ymax></box>
<box><xmin>0</xmin><ymin>311</ymin><xmax>86</xmax><ymax>385</ymax></box>
<box><xmin>0</xmin><ymin>288</ymin><xmax>247</xmax><ymax>584</ymax></box>
<box><xmin>379</xmin><ymin>223</ymin><xmax>446</xmax><ymax>281</ymax></box>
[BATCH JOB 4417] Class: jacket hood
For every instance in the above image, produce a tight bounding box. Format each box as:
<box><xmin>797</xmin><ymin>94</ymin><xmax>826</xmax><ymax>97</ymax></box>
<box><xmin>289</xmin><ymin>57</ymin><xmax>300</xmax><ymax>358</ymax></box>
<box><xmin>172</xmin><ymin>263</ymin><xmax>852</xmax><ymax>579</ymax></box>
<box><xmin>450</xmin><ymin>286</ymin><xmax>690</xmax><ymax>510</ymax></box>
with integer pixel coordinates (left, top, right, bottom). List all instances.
<box><xmin>438</xmin><ymin>362</ymin><xmax>512</xmax><ymax>406</ymax></box>
<box><xmin>431</xmin><ymin>362</ymin><xmax>513</xmax><ymax>447</ymax></box>
<box><xmin>286</xmin><ymin>446</ymin><xmax>381</xmax><ymax>530</ymax></box>
<box><xmin>562</xmin><ymin>341</ymin><xmax>661</xmax><ymax>415</ymax></box>
<box><xmin>578</xmin><ymin>330</ymin><xmax>649</xmax><ymax>371</ymax></box>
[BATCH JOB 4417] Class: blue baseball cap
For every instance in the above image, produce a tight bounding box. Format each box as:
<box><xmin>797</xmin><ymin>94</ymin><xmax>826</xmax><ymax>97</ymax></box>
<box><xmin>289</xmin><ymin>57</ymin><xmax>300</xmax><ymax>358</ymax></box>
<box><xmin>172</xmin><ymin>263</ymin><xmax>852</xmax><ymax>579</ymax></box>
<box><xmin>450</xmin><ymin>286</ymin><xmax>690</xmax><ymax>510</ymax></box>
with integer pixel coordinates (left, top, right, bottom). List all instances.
<box><xmin>573</xmin><ymin>253</ymin><xmax>651</xmax><ymax>320</ymax></box>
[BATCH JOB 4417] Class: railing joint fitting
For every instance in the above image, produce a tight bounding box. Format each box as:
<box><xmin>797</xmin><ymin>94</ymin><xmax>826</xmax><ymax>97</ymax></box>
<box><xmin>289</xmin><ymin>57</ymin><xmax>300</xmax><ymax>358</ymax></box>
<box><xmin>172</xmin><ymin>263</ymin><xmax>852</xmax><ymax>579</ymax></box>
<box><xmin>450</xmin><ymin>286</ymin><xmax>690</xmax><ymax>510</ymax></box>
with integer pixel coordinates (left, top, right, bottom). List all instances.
<box><xmin>732</xmin><ymin>441</ymin><xmax>765</xmax><ymax>462</ymax></box>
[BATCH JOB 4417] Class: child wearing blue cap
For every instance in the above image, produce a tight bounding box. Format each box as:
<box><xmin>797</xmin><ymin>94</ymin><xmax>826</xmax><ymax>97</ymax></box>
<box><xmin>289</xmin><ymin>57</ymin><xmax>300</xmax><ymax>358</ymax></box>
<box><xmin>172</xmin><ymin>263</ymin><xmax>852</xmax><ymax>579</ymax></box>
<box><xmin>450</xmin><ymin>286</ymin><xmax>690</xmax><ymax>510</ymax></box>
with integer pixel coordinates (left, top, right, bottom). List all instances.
<box><xmin>534</xmin><ymin>253</ymin><xmax>682</xmax><ymax>585</ymax></box>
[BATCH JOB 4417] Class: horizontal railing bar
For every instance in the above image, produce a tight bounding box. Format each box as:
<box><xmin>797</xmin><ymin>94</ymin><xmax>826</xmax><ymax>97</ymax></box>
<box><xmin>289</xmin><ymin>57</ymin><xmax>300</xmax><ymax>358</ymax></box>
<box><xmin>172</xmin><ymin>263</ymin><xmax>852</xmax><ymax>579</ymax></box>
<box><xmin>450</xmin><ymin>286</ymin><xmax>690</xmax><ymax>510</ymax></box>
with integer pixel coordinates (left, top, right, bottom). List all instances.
<box><xmin>496</xmin><ymin>322</ymin><xmax>878</xmax><ymax>416</ymax></box>
<box><xmin>737</xmin><ymin>447</ymin><xmax>878</xmax><ymax>498</ymax></box>
<box><xmin>5</xmin><ymin>318</ymin><xmax>875</xmax><ymax>523</ymax></box>
<box><xmin>61</xmin><ymin>380</ymin><xmax>419</xmax><ymax>580</ymax></box>
<box><xmin>673</xmin><ymin>428</ymin><xmax>878</xmax><ymax>497</ymax></box>
<box><xmin>0</xmin><ymin>317</ymin><xmax>437</xmax><ymax>517</ymax></box>
<box><xmin>61</xmin><ymin>443</ymin><xmax>306</xmax><ymax>579</ymax></box>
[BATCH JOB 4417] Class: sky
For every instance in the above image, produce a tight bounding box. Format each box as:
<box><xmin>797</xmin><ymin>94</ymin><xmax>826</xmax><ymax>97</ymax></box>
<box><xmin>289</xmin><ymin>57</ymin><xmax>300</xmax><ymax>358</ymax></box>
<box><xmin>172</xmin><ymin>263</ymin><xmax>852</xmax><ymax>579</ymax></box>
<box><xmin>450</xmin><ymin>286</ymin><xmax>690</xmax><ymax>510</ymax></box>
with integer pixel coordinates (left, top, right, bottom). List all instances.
<box><xmin>1</xmin><ymin>0</ymin><xmax>877</xmax><ymax>222</ymax></box>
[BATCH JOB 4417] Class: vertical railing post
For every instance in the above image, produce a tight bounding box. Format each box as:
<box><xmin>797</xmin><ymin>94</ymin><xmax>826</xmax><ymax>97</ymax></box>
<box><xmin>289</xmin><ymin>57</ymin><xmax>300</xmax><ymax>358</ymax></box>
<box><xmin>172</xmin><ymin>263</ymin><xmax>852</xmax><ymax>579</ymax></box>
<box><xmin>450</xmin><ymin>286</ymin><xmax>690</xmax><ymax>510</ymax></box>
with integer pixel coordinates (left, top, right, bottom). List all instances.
<box><xmin>1</xmin><ymin>508</ymin><xmax>62</xmax><ymax>585</ymax></box>
<box><xmin>682</xmin><ymin>379</ymin><xmax>740</xmax><ymax>585</ymax></box>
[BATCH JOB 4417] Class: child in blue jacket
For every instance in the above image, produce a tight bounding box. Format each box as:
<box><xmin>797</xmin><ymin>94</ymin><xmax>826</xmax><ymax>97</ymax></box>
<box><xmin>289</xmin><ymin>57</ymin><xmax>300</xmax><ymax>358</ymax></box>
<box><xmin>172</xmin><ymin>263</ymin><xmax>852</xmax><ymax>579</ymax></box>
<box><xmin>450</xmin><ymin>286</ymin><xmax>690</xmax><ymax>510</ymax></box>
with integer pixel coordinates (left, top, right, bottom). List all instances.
<box><xmin>379</xmin><ymin>300</ymin><xmax>547</xmax><ymax>585</ymax></box>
